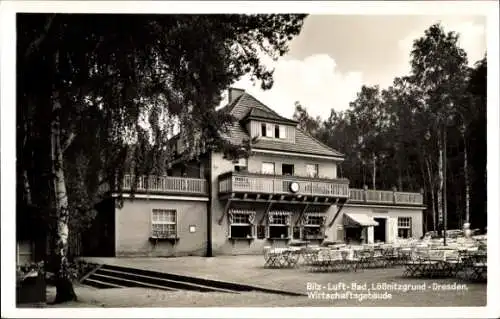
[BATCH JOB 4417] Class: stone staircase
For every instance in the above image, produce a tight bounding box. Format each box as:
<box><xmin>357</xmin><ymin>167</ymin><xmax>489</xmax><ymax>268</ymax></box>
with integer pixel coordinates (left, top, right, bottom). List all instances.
<box><xmin>81</xmin><ymin>263</ymin><xmax>303</xmax><ymax>296</ymax></box>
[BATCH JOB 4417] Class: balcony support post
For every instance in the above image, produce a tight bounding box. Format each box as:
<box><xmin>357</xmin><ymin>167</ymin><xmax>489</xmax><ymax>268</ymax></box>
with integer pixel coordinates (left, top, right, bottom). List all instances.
<box><xmin>328</xmin><ymin>198</ymin><xmax>346</xmax><ymax>228</ymax></box>
<box><xmin>295</xmin><ymin>203</ymin><xmax>309</xmax><ymax>227</ymax></box>
<box><xmin>259</xmin><ymin>200</ymin><xmax>273</xmax><ymax>225</ymax></box>
<box><xmin>217</xmin><ymin>195</ymin><xmax>234</xmax><ymax>225</ymax></box>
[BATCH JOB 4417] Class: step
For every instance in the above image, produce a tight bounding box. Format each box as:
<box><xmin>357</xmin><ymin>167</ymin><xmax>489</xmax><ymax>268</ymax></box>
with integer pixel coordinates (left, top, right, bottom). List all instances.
<box><xmin>100</xmin><ymin>264</ymin><xmax>254</xmax><ymax>292</ymax></box>
<box><xmin>96</xmin><ymin>268</ymin><xmax>236</xmax><ymax>293</ymax></box>
<box><xmin>90</xmin><ymin>273</ymin><xmax>177</xmax><ymax>291</ymax></box>
<box><xmin>99</xmin><ymin>263</ymin><xmax>304</xmax><ymax>296</ymax></box>
<box><xmin>83</xmin><ymin>278</ymin><xmax>125</xmax><ymax>289</ymax></box>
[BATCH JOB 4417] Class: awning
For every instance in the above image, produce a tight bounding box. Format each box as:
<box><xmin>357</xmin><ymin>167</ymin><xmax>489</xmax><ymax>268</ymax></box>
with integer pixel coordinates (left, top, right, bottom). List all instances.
<box><xmin>269</xmin><ymin>211</ymin><xmax>291</xmax><ymax>216</ymax></box>
<box><xmin>343</xmin><ymin>213</ymin><xmax>379</xmax><ymax>227</ymax></box>
<box><xmin>268</xmin><ymin>211</ymin><xmax>291</xmax><ymax>225</ymax></box>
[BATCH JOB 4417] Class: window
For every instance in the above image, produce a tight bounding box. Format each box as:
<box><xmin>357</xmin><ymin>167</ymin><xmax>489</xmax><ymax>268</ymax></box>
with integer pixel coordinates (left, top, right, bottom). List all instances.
<box><xmin>229</xmin><ymin>210</ymin><xmax>255</xmax><ymax>239</ymax></box>
<box><xmin>279</xmin><ymin>125</ymin><xmax>287</xmax><ymax>139</ymax></box>
<box><xmin>261</xmin><ymin>123</ymin><xmax>267</xmax><ymax>136</ymax></box>
<box><xmin>274</xmin><ymin>125</ymin><xmax>280</xmax><ymax>138</ymax></box>
<box><xmin>261</xmin><ymin>123</ymin><xmax>273</xmax><ymax>137</ymax></box>
<box><xmin>151</xmin><ymin>209</ymin><xmax>177</xmax><ymax>238</ymax></box>
<box><xmin>306</xmin><ymin>164</ymin><xmax>319</xmax><ymax>178</ymax></box>
<box><xmin>397</xmin><ymin>217</ymin><xmax>412</xmax><ymax>238</ymax></box>
<box><xmin>261</xmin><ymin>162</ymin><xmax>275</xmax><ymax>175</ymax></box>
<box><xmin>302</xmin><ymin>213</ymin><xmax>324</xmax><ymax>240</ymax></box>
<box><xmin>268</xmin><ymin>212</ymin><xmax>291</xmax><ymax>239</ymax></box>
<box><xmin>282</xmin><ymin>164</ymin><xmax>294</xmax><ymax>176</ymax></box>
<box><xmin>261</xmin><ymin>123</ymin><xmax>286</xmax><ymax>139</ymax></box>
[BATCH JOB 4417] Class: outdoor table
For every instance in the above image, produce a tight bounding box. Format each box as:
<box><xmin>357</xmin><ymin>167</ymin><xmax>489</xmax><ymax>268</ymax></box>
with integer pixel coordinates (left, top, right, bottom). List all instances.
<box><xmin>288</xmin><ymin>240</ymin><xmax>310</xmax><ymax>247</ymax></box>
<box><xmin>299</xmin><ymin>246</ymin><xmax>321</xmax><ymax>266</ymax></box>
<box><xmin>459</xmin><ymin>250</ymin><xmax>487</xmax><ymax>281</ymax></box>
<box><xmin>309</xmin><ymin>248</ymin><xmax>346</xmax><ymax>272</ymax></box>
<box><xmin>264</xmin><ymin>247</ymin><xmax>301</xmax><ymax>268</ymax></box>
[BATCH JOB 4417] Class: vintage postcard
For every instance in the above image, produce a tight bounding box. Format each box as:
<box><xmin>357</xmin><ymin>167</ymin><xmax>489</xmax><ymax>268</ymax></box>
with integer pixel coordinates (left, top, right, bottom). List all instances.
<box><xmin>1</xmin><ymin>1</ymin><xmax>498</xmax><ymax>318</ymax></box>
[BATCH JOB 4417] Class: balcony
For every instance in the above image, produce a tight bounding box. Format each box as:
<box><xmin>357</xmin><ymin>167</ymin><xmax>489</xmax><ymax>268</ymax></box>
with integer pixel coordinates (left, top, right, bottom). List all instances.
<box><xmin>218</xmin><ymin>172</ymin><xmax>350</xmax><ymax>201</ymax></box>
<box><xmin>118</xmin><ymin>174</ymin><xmax>208</xmax><ymax>196</ymax></box>
<box><xmin>348</xmin><ymin>188</ymin><xmax>423</xmax><ymax>206</ymax></box>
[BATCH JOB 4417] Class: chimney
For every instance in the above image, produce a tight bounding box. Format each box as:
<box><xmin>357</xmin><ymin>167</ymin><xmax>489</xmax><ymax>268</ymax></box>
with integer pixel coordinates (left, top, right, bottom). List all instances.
<box><xmin>228</xmin><ymin>88</ymin><xmax>245</xmax><ymax>104</ymax></box>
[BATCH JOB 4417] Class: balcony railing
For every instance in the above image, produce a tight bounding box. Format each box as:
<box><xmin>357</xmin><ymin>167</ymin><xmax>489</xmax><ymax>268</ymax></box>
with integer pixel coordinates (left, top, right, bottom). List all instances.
<box><xmin>218</xmin><ymin>172</ymin><xmax>350</xmax><ymax>198</ymax></box>
<box><xmin>348</xmin><ymin>188</ymin><xmax>423</xmax><ymax>205</ymax></box>
<box><xmin>120</xmin><ymin>174</ymin><xmax>208</xmax><ymax>196</ymax></box>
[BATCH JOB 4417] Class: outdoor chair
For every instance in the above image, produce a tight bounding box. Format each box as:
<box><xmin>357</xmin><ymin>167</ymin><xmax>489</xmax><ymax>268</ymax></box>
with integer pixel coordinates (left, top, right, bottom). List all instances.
<box><xmin>309</xmin><ymin>249</ymin><xmax>346</xmax><ymax>272</ymax></box>
<box><xmin>299</xmin><ymin>245</ymin><xmax>321</xmax><ymax>266</ymax></box>
<box><xmin>264</xmin><ymin>247</ymin><xmax>299</xmax><ymax>268</ymax></box>
<box><xmin>403</xmin><ymin>249</ymin><xmax>431</xmax><ymax>277</ymax></box>
<box><xmin>341</xmin><ymin>249</ymin><xmax>361</xmax><ymax>272</ymax></box>
<box><xmin>424</xmin><ymin>249</ymin><xmax>450</xmax><ymax>278</ymax></box>
<box><xmin>308</xmin><ymin>249</ymin><xmax>331</xmax><ymax>272</ymax></box>
<box><xmin>380</xmin><ymin>246</ymin><xmax>400</xmax><ymax>267</ymax></box>
<box><xmin>354</xmin><ymin>248</ymin><xmax>376</xmax><ymax>269</ymax></box>
<box><xmin>460</xmin><ymin>251</ymin><xmax>487</xmax><ymax>281</ymax></box>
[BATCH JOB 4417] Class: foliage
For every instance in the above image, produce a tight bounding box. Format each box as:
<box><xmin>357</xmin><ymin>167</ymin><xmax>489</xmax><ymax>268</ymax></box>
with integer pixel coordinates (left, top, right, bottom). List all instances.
<box><xmin>17</xmin><ymin>13</ymin><xmax>307</xmax><ymax>302</ymax></box>
<box><xmin>293</xmin><ymin>23</ymin><xmax>486</xmax><ymax>232</ymax></box>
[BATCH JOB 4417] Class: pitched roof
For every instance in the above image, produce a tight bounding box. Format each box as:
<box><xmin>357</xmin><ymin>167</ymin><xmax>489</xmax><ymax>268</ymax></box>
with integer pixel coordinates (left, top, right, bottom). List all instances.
<box><xmin>221</xmin><ymin>91</ymin><xmax>345</xmax><ymax>159</ymax></box>
<box><xmin>241</xmin><ymin>103</ymin><xmax>298</xmax><ymax>125</ymax></box>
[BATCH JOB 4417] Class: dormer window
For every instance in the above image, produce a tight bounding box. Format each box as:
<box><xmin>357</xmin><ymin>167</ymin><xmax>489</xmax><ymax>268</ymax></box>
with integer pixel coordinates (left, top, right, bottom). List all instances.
<box><xmin>260</xmin><ymin>122</ymin><xmax>286</xmax><ymax>139</ymax></box>
<box><xmin>261</xmin><ymin>123</ymin><xmax>273</xmax><ymax>137</ymax></box>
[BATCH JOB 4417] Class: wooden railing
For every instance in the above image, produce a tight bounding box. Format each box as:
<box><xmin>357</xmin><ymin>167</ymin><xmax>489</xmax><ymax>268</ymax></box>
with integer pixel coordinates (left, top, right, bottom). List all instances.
<box><xmin>348</xmin><ymin>188</ymin><xmax>423</xmax><ymax>205</ymax></box>
<box><xmin>218</xmin><ymin>172</ymin><xmax>350</xmax><ymax>198</ymax></box>
<box><xmin>121</xmin><ymin>175</ymin><xmax>208</xmax><ymax>195</ymax></box>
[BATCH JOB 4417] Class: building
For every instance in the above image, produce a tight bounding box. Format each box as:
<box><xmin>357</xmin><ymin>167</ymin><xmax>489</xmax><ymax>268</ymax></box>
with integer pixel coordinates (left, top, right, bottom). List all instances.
<box><xmin>82</xmin><ymin>88</ymin><xmax>425</xmax><ymax>258</ymax></box>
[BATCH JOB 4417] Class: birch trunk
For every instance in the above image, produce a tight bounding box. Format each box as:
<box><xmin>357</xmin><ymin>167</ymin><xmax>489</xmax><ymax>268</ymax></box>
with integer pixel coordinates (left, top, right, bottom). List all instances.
<box><xmin>425</xmin><ymin>157</ymin><xmax>436</xmax><ymax>231</ymax></box>
<box><xmin>463</xmin><ymin>130</ymin><xmax>470</xmax><ymax>225</ymax></box>
<box><xmin>51</xmin><ymin>92</ymin><xmax>77</xmax><ymax>303</ymax></box>
<box><xmin>437</xmin><ymin>128</ymin><xmax>444</xmax><ymax>233</ymax></box>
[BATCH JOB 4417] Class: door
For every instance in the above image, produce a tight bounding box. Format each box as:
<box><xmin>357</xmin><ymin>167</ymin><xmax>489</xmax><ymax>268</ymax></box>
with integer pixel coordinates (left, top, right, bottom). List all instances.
<box><xmin>387</xmin><ymin>217</ymin><xmax>398</xmax><ymax>243</ymax></box>
<box><xmin>373</xmin><ymin>218</ymin><xmax>386</xmax><ymax>243</ymax></box>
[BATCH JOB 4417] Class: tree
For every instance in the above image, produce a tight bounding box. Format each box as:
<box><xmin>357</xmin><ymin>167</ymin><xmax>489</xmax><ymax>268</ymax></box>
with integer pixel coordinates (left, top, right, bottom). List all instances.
<box><xmin>466</xmin><ymin>56</ymin><xmax>487</xmax><ymax>229</ymax></box>
<box><xmin>408</xmin><ymin>23</ymin><xmax>470</xmax><ymax>235</ymax></box>
<box><xmin>292</xmin><ymin>101</ymin><xmax>321</xmax><ymax>135</ymax></box>
<box><xmin>17</xmin><ymin>13</ymin><xmax>307</xmax><ymax>303</ymax></box>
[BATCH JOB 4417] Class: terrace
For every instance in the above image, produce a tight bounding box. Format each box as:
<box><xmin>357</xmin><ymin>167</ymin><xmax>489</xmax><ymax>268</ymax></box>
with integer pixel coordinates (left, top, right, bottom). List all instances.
<box><xmin>118</xmin><ymin>174</ymin><xmax>208</xmax><ymax>197</ymax></box>
<box><xmin>218</xmin><ymin>171</ymin><xmax>350</xmax><ymax>202</ymax></box>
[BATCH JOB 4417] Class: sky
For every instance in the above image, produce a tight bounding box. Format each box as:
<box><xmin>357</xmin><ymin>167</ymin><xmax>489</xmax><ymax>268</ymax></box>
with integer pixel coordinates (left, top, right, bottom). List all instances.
<box><xmin>225</xmin><ymin>15</ymin><xmax>487</xmax><ymax>120</ymax></box>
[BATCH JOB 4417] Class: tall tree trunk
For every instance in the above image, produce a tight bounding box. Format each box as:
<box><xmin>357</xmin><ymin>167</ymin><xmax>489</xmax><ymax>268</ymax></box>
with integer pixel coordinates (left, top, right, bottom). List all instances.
<box><xmin>372</xmin><ymin>153</ymin><xmax>376</xmax><ymax>190</ymax></box>
<box><xmin>51</xmin><ymin>91</ymin><xmax>77</xmax><ymax>303</ymax></box>
<box><xmin>463</xmin><ymin>129</ymin><xmax>470</xmax><ymax>226</ymax></box>
<box><xmin>418</xmin><ymin>156</ymin><xmax>428</xmax><ymax>233</ymax></box>
<box><xmin>425</xmin><ymin>157</ymin><xmax>436</xmax><ymax>231</ymax></box>
<box><xmin>437</xmin><ymin>128</ymin><xmax>444</xmax><ymax>233</ymax></box>
<box><xmin>443</xmin><ymin>127</ymin><xmax>447</xmax><ymax>243</ymax></box>
<box><xmin>397</xmin><ymin>158</ymin><xmax>403</xmax><ymax>191</ymax></box>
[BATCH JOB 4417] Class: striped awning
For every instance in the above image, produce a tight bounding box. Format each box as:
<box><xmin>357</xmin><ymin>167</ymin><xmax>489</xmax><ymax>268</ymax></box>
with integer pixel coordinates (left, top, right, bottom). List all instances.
<box><xmin>229</xmin><ymin>209</ymin><xmax>255</xmax><ymax>215</ymax></box>
<box><xmin>343</xmin><ymin>213</ymin><xmax>378</xmax><ymax>227</ymax></box>
<box><xmin>302</xmin><ymin>212</ymin><xmax>326</xmax><ymax>225</ymax></box>
<box><xmin>304</xmin><ymin>212</ymin><xmax>325</xmax><ymax>218</ymax></box>
<box><xmin>269</xmin><ymin>211</ymin><xmax>291</xmax><ymax>216</ymax></box>
<box><xmin>229</xmin><ymin>209</ymin><xmax>256</xmax><ymax>224</ymax></box>
<box><xmin>268</xmin><ymin>211</ymin><xmax>291</xmax><ymax>225</ymax></box>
